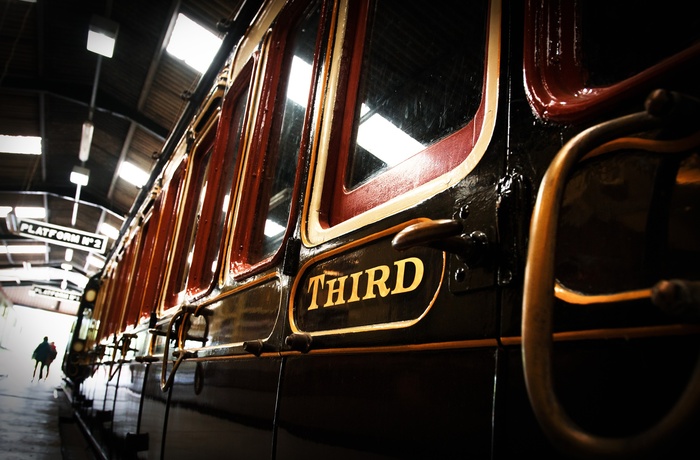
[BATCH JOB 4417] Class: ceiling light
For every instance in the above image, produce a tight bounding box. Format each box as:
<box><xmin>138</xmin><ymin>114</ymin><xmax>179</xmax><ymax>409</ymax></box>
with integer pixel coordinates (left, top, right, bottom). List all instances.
<box><xmin>61</xmin><ymin>263</ymin><xmax>73</xmax><ymax>271</ymax></box>
<box><xmin>70</xmin><ymin>166</ymin><xmax>90</xmax><ymax>186</ymax></box>
<box><xmin>1</xmin><ymin>206</ymin><xmax>47</xmax><ymax>219</ymax></box>
<box><xmin>118</xmin><ymin>161</ymin><xmax>149</xmax><ymax>187</ymax></box>
<box><xmin>86</xmin><ymin>254</ymin><xmax>105</xmax><ymax>269</ymax></box>
<box><xmin>0</xmin><ymin>134</ymin><xmax>42</xmax><ymax>155</ymax></box>
<box><xmin>79</xmin><ymin>121</ymin><xmax>94</xmax><ymax>162</ymax></box>
<box><xmin>166</xmin><ymin>13</ymin><xmax>222</xmax><ymax>73</ymax></box>
<box><xmin>65</xmin><ymin>248</ymin><xmax>74</xmax><ymax>262</ymax></box>
<box><xmin>16</xmin><ymin>206</ymin><xmax>47</xmax><ymax>219</ymax></box>
<box><xmin>0</xmin><ymin>245</ymin><xmax>47</xmax><ymax>255</ymax></box>
<box><xmin>99</xmin><ymin>222</ymin><xmax>120</xmax><ymax>240</ymax></box>
<box><xmin>87</xmin><ymin>15</ymin><xmax>119</xmax><ymax>58</ymax></box>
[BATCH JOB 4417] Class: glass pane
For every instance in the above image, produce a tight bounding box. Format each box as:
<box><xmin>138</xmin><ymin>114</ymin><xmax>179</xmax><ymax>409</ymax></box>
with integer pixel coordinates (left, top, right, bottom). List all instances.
<box><xmin>249</xmin><ymin>1</ymin><xmax>321</xmax><ymax>265</ymax></box>
<box><xmin>171</xmin><ymin>145</ymin><xmax>214</xmax><ymax>298</ymax></box>
<box><xmin>346</xmin><ymin>0</ymin><xmax>487</xmax><ymax>188</ymax></box>
<box><xmin>201</xmin><ymin>89</ymin><xmax>249</xmax><ymax>283</ymax></box>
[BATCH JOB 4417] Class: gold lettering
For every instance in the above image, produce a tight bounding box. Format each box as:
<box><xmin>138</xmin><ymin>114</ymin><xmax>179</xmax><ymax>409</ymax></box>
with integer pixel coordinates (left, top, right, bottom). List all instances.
<box><xmin>391</xmin><ymin>257</ymin><xmax>424</xmax><ymax>294</ymax></box>
<box><xmin>305</xmin><ymin>257</ymin><xmax>426</xmax><ymax>311</ymax></box>
<box><xmin>347</xmin><ymin>272</ymin><xmax>362</xmax><ymax>303</ymax></box>
<box><xmin>324</xmin><ymin>275</ymin><xmax>347</xmax><ymax>307</ymax></box>
<box><xmin>307</xmin><ymin>274</ymin><xmax>325</xmax><ymax>310</ymax></box>
<box><xmin>363</xmin><ymin>265</ymin><xmax>391</xmax><ymax>299</ymax></box>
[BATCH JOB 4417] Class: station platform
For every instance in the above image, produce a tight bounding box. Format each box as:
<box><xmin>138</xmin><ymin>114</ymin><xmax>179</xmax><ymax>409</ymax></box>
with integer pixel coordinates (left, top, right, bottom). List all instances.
<box><xmin>0</xmin><ymin>347</ymin><xmax>97</xmax><ymax>460</ymax></box>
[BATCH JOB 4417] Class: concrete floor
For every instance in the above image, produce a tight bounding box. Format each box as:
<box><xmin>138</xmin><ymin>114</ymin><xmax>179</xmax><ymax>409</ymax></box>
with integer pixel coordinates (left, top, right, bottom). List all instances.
<box><xmin>0</xmin><ymin>347</ymin><xmax>97</xmax><ymax>460</ymax></box>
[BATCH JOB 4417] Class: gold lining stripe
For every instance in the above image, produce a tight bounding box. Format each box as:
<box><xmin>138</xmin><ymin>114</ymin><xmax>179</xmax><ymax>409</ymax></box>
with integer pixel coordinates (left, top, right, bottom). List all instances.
<box><xmin>500</xmin><ymin>323</ymin><xmax>700</xmax><ymax>346</ymax></box>
<box><xmin>554</xmin><ymin>283</ymin><xmax>651</xmax><ymax>304</ymax></box>
<box><xmin>180</xmin><ymin>338</ymin><xmax>500</xmax><ymax>362</ymax></box>
<box><xmin>281</xmin><ymin>338</ymin><xmax>498</xmax><ymax>356</ymax></box>
<box><xmin>153</xmin><ymin>325</ymin><xmax>700</xmax><ymax>363</ymax></box>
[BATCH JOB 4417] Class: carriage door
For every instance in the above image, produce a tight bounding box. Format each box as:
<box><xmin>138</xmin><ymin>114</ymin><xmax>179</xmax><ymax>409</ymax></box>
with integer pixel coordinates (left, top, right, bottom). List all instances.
<box><xmin>277</xmin><ymin>0</ymin><xmax>503</xmax><ymax>458</ymax></box>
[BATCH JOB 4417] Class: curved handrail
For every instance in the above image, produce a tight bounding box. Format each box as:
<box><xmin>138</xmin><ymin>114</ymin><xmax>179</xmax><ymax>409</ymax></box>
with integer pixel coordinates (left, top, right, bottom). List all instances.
<box><xmin>107</xmin><ymin>334</ymin><xmax>136</xmax><ymax>381</ymax></box>
<box><xmin>104</xmin><ymin>335</ymin><xmax>120</xmax><ymax>382</ymax></box>
<box><xmin>159</xmin><ymin>305</ymin><xmax>210</xmax><ymax>391</ymax></box>
<box><xmin>522</xmin><ymin>90</ymin><xmax>700</xmax><ymax>459</ymax></box>
<box><xmin>160</xmin><ymin>308</ymin><xmax>189</xmax><ymax>392</ymax></box>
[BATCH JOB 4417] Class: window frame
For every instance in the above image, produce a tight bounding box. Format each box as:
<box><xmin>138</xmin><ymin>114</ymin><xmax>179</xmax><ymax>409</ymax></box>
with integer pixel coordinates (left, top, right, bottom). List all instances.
<box><xmin>304</xmin><ymin>0</ymin><xmax>501</xmax><ymax>245</ymax></box>
<box><xmin>228</xmin><ymin>0</ymin><xmax>327</xmax><ymax>279</ymax></box>
<box><xmin>152</xmin><ymin>154</ymin><xmax>190</xmax><ymax>316</ymax></box>
<box><xmin>523</xmin><ymin>0</ymin><xmax>700</xmax><ymax>122</ymax></box>
<box><xmin>185</xmin><ymin>59</ymin><xmax>256</xmax><ymax>298</ymax></box>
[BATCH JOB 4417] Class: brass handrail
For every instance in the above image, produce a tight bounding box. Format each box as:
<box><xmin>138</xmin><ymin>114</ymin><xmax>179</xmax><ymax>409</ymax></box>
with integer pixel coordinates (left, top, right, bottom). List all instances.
<box><xmin>160</xmin><ymin>308</ymin><xmax>189</xmax><ymax>392</ymax></box>
<box><xmin>159</xmin><ymin>305</ymin><xmax>208</xmax><ymax>392</ymax></box>
<box><xmin>522</xmin><ymin>90</ymin><xmax>700</xmax><ymax>459</ymax></box>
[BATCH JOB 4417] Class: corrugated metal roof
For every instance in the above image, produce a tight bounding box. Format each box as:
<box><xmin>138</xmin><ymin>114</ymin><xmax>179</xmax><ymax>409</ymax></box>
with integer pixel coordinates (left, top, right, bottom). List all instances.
<box><xmin>0</xmin><ymin>0</ymin><xmax>247</xmax><ymax>314</ymax></box>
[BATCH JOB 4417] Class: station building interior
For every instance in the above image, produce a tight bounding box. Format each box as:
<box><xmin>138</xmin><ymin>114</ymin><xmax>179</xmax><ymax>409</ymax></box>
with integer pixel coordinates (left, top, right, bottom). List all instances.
<box><xmin>1</xmin><ymin>1</ymin><xmax>246</xmax><ymax>457</ymax></box>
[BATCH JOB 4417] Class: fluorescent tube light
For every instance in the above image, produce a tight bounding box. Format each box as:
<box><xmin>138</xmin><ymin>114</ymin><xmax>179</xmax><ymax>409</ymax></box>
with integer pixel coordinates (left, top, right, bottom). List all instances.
<box><xmin>118</xmin><ymin>161</ymin><xmax>149</xmax><ymax>187</ymax></box>
<box><xmin>87</xmin><ymin>15</ymin><xmax>119</xmax><ymax>58</ymax></box>
<box><xmin>0</xmin><ymin>134</ymin><xmax>42</xmax><ymax>155</ymax></box>
<box><xmin>1</xmin><ymin>206</ymin><xmax>47</xmax><ymax>221</ymax></box>
<box><xmin>86</xmin><ymin>254</ymin><xmax>105</xmax><ymax>269</ymax></box>
<box><xmin>99</xmin><ymin>222</ymin><xmax>120</xmax><ymax>240</ymax></box>
<box><xmin>70</xmin><ymin>166</ymin><xmax>90</xmax><ymax>186</ymax></box>
<box><xmin>0</xmin><ymin>245</ymin><xmax>47</xmax><ymax>255</ymax></box>
<box><xmin>79</xmin><ymin>121</ymin><xmax>94</xmax><ymax>162</ymax></box>
<box><xmin>166</xmin><ymin>13</ymin><xmax>222</xmax><ymax>73</ymax></box>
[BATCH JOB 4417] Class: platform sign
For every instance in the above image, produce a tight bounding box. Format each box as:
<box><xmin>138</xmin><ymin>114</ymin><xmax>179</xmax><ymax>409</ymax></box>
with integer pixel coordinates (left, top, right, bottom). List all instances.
<box><xmin>32</xmin><ymin>285</ymin><xmax>82</xmax><ymax>303</ymax></box>
<box><xmin>11</xmin><ymin>217</ymin><xmax>108</xmax><ymax>254</ymax></box>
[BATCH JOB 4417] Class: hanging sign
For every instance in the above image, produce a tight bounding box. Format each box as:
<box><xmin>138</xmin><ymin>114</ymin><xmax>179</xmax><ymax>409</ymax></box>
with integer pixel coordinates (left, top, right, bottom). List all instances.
<box><xmin>11</xmin><ymin>217</ymin><xmax>108</xmax><ymax>254</ymax></box>
<box><xmin>32</xmin><ymin>285</ymin><xmax>82</xmax><ymax>303</ymax></box>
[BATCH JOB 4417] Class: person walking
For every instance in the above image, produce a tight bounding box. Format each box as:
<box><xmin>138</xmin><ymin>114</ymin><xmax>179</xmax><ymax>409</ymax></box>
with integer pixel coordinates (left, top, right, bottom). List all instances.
<box><xmin>31</xmin><ymin>336</ymin><xmax>51</xmax><ymax>382</ymax></box>
<box><xmin>44</xmin><ymin>341</ymin><xmax>58</xmax><ymax>379</ymax></box>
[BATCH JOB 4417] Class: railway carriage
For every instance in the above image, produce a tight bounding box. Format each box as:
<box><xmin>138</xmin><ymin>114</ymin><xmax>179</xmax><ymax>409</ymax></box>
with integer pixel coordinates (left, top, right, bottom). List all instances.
<box><xmin>63</xmin><ymin>0</ymin><xmax>700</xmax><ymax>458</ymax></box>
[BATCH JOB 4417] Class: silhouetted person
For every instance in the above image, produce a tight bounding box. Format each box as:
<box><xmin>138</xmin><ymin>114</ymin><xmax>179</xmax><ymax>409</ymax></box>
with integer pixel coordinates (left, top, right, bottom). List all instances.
<box><xmin>44</xmin><ymin>342</ymin><xmax>58</xmax><ymax>379</ymax></box>
<box><xmin>31</xmin><ymin>336</ymin><xmax>51</xmax><ymax>382</ymax></box>
<box><xmin>44</xmin><ymin>342</ymin><xmax>58</xmax><ymax>380</ymax></box>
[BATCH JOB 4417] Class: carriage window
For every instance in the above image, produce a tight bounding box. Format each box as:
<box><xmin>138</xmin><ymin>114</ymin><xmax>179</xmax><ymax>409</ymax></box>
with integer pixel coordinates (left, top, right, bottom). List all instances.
<box><xmin>143</xmin><ymin>160</ymin><xmax>187</xmax><ymax>315</ymax></box>
<box><xmin>186</xmin><ymin>66</ymin><xmax>252</xmax><ymax>297</ymax></box>
<box><xmin>524</xmin><ymin>0</ymin><xmax>700</xmax><ymax>121</ymax></box>
<box><xmin>165</xmin><ymin>131</ymin><xmax>215</xmax><ymax>307</ymax></box>
<box><xmin>94</xmin><ymin>264</ymin><xmax>117</xmax><ymax>343</ymax></box>
<box><xmin>129</xmin><ymin>200</ymin><xmax>166</xmax><ymax>321</ymax></box>
<box><xmin>345</xmin><ymin>0</ymin><xmax>485</xmax><ymax>189</ymax></box>
<box><xmin>98</xmin><ymin>242</ymin><xmax>136</xmax><ymax>340</ymax></box>
<box><xmin>317</xmin><ymin>0</ymin><xmax>491</xmax><ymax>228</ymax></box>
<box><xmin>231</xmin><ymin>0</ymin><xmax>322</xmax><ymax>276</ymax></box>
<box><xmin>120</xmin><ymin>223</ymin><xmax>150</xmax><ymax>329</ymax></box>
